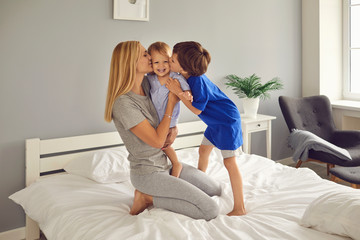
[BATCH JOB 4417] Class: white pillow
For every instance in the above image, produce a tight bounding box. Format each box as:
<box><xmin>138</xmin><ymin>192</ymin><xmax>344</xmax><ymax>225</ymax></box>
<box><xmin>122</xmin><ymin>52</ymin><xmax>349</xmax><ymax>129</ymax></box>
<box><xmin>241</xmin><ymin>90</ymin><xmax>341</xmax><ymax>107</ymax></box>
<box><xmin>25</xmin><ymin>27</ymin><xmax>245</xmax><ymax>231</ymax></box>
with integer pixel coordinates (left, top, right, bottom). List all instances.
<box><xmin>300</xmin><ymin>189</ymin><xmax>360</xmax><ymax>240</ymax></box>
<box><xmin>64</xmin><ymin>147</ymin><xmax>130</xmax><ymax>183</ymax></box>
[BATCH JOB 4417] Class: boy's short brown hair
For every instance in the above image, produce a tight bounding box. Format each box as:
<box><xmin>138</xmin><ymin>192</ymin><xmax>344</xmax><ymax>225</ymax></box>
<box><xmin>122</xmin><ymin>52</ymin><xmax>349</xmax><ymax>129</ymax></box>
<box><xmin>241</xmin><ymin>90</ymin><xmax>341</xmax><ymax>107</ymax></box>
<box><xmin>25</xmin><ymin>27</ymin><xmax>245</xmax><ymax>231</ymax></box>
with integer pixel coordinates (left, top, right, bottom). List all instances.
<box><xmin>173</xmin><ymin>41</ymin><xmax>211</xmax><ymax>76</ymax></box>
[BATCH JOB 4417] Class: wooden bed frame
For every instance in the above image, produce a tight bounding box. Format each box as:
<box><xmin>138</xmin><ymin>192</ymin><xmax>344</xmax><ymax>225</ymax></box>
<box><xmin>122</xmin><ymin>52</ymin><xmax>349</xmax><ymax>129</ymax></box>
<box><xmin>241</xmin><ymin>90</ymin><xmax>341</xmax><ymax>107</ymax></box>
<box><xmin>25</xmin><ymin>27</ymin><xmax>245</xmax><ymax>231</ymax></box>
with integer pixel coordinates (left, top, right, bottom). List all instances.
<box><xmin>25</xmin><ymin>120</ymin><xmax>206</xmax><ymax>240</ymax></box>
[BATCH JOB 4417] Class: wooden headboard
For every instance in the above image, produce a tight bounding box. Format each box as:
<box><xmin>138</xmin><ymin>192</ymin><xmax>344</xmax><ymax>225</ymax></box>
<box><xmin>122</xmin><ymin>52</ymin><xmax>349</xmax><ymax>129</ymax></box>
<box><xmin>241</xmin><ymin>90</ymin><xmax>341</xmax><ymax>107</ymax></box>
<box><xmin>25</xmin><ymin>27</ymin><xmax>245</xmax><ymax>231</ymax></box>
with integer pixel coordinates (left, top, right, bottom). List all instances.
<box><xmin>25</xmin><ymin>120</ymin><xmax>206</xmax><ymax>240</ymax></box>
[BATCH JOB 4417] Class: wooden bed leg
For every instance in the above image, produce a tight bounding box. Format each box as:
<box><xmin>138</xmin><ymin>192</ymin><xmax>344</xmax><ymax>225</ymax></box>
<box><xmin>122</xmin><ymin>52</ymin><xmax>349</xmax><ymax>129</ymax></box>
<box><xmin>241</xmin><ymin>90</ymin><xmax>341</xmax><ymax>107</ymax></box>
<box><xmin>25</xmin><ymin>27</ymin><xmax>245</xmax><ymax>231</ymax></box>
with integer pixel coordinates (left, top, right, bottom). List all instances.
<box><xmin>26</xmin><ymin>215</ymin><xmax>40</xmax><ymax>240</ymax></box>
<box><xmin>295</xmin><ymin>160</ymin><xmax>302</xmax><ymax>168</ymax></box>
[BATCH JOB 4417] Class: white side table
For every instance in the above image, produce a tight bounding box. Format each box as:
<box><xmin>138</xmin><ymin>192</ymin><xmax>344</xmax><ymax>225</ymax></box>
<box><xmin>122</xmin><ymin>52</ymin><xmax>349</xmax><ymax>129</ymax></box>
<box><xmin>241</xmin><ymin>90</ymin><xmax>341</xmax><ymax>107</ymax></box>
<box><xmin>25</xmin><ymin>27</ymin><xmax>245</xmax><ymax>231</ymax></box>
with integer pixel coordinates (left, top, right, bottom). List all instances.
<box><xmin>241</xmin><ymin>114</ymin><xmax>276</xmax><ymax>159</ymax></box>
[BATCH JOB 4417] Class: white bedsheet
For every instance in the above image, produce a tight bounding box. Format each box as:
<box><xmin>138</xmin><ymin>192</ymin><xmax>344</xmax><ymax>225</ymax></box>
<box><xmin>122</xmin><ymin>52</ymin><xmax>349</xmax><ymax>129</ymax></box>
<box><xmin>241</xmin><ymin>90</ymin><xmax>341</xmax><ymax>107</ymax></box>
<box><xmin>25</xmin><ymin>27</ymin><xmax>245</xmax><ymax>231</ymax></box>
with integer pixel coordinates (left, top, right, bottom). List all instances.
<box><xmin>12</xmin><ymin>148</ymin><xmax>352</xmax><ymax>240</ymax></box>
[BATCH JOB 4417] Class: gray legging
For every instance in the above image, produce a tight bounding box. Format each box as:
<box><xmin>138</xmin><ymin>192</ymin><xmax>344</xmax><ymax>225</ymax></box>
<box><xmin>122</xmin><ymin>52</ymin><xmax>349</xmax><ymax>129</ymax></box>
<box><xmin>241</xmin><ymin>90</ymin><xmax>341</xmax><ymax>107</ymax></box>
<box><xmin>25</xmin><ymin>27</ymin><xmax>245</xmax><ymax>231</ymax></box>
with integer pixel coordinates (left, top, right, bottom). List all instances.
<box><xmin>130</xmin><ymin>163</ymin><xmax>221</xmax><ymax>221</ymax></box>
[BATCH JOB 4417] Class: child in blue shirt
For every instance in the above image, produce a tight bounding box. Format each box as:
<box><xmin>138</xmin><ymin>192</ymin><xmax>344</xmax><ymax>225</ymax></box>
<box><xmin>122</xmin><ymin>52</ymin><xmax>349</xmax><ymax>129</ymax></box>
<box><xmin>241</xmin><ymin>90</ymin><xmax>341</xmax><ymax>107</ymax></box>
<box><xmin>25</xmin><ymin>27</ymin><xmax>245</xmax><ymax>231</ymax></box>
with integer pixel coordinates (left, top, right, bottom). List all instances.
<box><xmin>166</xmin><ymin>41</ymin><xmax>246</xmax><ymax>216</ymax></box>
<box><xmin>147</xmin><ymin>42</ymin><xmax>192</xmax><ymax>178</ymax></box>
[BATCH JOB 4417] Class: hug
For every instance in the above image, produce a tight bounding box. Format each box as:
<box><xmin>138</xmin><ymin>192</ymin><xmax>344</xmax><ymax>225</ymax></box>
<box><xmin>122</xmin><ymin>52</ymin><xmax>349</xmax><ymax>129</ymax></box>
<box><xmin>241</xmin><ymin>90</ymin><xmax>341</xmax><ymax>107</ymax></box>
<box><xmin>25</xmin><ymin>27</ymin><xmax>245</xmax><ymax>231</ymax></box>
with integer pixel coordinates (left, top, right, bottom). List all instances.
<box><xmin>104</xmin><ymin>40</ymin><xmax>246</xmax><ymax>220</ymax></box>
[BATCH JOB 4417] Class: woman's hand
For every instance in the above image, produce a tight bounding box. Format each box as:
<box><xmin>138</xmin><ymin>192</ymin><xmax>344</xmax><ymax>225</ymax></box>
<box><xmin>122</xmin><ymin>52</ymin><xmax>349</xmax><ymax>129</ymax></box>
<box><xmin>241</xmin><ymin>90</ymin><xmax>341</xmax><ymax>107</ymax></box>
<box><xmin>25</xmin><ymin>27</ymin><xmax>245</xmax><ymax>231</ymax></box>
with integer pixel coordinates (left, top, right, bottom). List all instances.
<box><xmin>130</xmin><ymin>89</ymin><xmax>178</xmax><ymax>149</ymax></box>
<box><xmin>162</xmin><ymin>126</ymin><xmax>178</xmax><ymax>150</ymax></box>
<box><xmin>166</xmin><ymin>77</ymin><xmax>183</xmax><ymax>96</ymax></box>
<box><xmin>168</xmin><ymin>91</ymin><xmax>180</xmax><ymax>106</ymax></box>
<box><xmin>171</xmin><ymin>162</ymin><xmax>183</xmax><ymax>178</ymax></box>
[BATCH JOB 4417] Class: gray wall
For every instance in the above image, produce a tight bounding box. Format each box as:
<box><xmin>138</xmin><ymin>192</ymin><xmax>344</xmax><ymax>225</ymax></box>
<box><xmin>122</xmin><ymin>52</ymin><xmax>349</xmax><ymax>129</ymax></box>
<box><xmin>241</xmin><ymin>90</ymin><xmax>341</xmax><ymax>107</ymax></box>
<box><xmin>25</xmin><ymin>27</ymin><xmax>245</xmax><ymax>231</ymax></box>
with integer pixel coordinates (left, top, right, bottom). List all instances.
<box><xmin>0</xmin><ymin>0</ymin><xmax>301</xmax><ymax>232</ymax></box>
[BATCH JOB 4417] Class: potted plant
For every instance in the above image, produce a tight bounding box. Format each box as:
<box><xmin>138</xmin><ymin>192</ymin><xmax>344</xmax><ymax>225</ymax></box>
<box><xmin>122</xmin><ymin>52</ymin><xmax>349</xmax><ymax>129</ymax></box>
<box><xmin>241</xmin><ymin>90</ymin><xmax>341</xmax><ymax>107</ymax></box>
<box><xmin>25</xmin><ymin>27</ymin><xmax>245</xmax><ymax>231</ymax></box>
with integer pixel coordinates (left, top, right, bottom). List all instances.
<box><xmin>225</xmin><ymin>73</ymin><xmax>283</xmax><ymax>118</ymax></box>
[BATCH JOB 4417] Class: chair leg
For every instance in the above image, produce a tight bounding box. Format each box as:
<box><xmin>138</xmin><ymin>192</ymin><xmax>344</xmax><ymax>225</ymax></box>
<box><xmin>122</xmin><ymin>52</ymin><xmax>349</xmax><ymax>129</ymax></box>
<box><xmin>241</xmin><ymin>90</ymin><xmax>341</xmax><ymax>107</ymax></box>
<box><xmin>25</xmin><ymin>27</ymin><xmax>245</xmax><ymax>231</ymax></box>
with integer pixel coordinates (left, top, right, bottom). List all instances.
<box><xmin>327</xmin><ymin>164</ymin><xmax>335</xmax><ymax>176</ymax></box>
<box><xmin>331</xmin><ymin>176</ymin><xmax>359</xmax><ymax>189</ymax></box>
<box><xmin>330</xmin><ymin>175</ymin><xmax>340</xmax><ymax>183</ymax></box>
<box><xmin>295</xmin><ymin>160</ymin><xmax>302</xmax><ymax>168</ymax></box>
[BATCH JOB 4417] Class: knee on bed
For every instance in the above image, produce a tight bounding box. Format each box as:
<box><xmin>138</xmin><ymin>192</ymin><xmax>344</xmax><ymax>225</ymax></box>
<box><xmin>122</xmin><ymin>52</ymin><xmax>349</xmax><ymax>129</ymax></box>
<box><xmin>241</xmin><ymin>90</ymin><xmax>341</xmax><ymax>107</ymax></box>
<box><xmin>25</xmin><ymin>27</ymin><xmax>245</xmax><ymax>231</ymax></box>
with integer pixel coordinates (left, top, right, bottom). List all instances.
<box><xmin>207</xmin><ymin>182</ymin><xmax>222</xmax><ymax>197</ymax></box>
<box><xmin>203</xmin><ymin>200</ymin><xmax>219</xmax><ymax>221</ymax></box>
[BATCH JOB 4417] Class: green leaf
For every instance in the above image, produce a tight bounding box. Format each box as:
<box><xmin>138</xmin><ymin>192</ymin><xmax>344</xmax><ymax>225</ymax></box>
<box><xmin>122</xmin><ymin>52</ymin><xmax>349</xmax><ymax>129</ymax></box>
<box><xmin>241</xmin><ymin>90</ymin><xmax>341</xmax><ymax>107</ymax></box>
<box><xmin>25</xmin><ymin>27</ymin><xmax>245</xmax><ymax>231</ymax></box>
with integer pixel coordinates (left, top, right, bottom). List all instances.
<box><xmin>225</xmin><ymin>74</ymin><xmax>283</xmax><ymax>100</ymax></box>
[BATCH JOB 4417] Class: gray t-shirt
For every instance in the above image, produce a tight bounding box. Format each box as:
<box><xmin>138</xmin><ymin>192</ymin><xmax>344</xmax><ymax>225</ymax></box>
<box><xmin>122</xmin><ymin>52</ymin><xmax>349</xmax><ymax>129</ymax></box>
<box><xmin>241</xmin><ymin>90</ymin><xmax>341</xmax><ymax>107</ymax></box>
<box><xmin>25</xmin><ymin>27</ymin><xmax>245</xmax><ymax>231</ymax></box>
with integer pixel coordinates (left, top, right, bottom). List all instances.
<box><xmin>112</xmin><ymin>77</ymin><xmax>171</xmax><ymax>176</ymax></box>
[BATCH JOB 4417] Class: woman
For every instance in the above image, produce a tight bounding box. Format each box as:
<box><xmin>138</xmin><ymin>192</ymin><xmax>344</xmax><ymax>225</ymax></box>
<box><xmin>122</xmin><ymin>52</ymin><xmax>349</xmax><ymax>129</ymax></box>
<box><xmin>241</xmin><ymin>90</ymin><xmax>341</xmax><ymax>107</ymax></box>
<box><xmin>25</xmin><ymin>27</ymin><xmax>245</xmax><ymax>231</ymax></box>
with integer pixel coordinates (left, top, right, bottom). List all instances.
<box><xmin>104</xmin><ymin>41</ymin><xmax>221</xmax><ymax>220</ymax></box>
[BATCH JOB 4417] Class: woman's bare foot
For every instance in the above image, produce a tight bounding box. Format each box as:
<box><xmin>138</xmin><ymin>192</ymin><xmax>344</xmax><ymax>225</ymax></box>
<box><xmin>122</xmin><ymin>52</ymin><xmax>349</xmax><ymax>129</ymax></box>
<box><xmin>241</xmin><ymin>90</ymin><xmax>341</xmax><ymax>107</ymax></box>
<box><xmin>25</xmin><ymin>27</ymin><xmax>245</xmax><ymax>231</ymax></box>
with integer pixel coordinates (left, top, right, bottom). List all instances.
<box><xmin>227</xmin><ymin>208</ymin><xmax>246</xmax><ymax>216</ymax></box>
<box><xmin>129</xmin><ymin>189</ymin><xmax>153</xmax><ymax>215</ymax></box>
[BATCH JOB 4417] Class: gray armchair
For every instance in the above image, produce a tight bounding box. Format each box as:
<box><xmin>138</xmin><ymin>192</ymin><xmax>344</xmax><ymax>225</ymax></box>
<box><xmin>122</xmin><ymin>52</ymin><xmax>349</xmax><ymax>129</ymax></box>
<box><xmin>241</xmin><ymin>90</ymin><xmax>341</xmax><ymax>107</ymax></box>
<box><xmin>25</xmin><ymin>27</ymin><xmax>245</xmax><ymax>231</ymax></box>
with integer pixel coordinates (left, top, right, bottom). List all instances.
<box><xmin>279</xmin><ymin>95</ymin><xmax>360</xmax><ymax>173</ymax></box>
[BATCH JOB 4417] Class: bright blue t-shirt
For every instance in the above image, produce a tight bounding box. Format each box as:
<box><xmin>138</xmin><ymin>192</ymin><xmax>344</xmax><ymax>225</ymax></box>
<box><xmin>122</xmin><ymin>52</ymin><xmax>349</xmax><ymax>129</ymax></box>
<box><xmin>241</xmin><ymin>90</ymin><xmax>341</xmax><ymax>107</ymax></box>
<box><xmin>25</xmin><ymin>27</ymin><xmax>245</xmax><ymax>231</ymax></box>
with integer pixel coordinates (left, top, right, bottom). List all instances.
<box><xmin>188</xmin><ymin>74</ymin><xmax>243</xmax><ymax>150</ymax></box>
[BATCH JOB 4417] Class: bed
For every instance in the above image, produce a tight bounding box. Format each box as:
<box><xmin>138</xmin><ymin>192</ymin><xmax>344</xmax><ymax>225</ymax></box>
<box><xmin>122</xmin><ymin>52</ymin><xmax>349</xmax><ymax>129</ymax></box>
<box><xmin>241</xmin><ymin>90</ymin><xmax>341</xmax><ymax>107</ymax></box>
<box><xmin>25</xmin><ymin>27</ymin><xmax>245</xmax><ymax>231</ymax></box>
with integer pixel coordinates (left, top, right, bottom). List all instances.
<box><xmin>9</xmin><ymin>120</ymin><xmax>360</xmax><ymax>240</ymax></box>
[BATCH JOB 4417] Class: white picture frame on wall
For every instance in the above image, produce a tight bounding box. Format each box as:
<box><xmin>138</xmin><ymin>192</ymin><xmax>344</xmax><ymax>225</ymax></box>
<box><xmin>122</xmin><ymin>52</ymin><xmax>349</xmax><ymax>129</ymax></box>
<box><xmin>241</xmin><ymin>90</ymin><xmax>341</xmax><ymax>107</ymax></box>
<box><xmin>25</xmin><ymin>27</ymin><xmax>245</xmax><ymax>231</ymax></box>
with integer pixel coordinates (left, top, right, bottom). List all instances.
<box><xmin>113</xmin><ymin>0</ymin><xmax>149</xmax><ymax>21</ymax></box>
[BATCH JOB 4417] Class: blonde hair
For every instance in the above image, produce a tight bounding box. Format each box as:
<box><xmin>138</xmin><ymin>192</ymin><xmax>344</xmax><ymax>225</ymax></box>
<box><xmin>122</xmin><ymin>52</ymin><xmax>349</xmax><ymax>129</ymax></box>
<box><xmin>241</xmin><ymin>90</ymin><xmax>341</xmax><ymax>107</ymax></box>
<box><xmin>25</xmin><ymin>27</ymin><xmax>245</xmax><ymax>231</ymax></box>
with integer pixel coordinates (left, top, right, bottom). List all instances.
<box><xmin>104</xmin><ymin>41</ymin><xmax>140</xmax><ymax>122</ymax></box>
<box><xmin>148</xmin><ymin>41</ymin><xmax>172</xmax><ymax>58</ymax></box>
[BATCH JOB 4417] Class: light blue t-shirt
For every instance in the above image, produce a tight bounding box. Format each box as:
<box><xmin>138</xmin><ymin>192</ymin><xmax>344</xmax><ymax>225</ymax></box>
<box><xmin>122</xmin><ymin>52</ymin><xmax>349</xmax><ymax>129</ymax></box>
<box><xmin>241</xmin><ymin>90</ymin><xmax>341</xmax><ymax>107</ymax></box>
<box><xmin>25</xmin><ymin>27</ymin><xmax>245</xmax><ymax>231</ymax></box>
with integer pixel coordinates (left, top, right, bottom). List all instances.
<box><xmin>188</xmin><ymin>74</ymin><xmax>243</xmax><ymax>150</ymax></box>
<box><xmin>147</xmin><ymin>72</ymin><xmax>190</xmax><ymax>127</ymax></box>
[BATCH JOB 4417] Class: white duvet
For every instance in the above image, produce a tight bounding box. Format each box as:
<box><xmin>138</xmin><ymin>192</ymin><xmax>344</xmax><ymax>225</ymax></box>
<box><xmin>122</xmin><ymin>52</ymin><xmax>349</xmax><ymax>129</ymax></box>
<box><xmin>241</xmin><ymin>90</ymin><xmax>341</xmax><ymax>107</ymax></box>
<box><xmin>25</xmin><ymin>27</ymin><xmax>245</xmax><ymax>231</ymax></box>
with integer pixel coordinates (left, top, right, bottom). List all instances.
<box><xmin>10</xmin><ymin>148</ymin><xmax>354</xmax><ymax>240</ymax></box>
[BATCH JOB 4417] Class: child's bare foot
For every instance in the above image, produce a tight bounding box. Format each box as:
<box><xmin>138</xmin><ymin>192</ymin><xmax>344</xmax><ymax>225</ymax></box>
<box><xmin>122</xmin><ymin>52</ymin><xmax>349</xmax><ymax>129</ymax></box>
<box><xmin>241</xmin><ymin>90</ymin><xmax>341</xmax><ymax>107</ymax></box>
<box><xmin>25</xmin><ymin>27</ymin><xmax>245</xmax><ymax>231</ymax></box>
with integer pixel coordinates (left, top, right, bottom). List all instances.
<box><xmin>129</xmin><ymin>189</ymin><xmax>153</xmax><ymax>215</ymax></box>
<box><xmin>227</xmin><ymin>209</ymin><xmax>246</xmax><ymax>216</ymax></box>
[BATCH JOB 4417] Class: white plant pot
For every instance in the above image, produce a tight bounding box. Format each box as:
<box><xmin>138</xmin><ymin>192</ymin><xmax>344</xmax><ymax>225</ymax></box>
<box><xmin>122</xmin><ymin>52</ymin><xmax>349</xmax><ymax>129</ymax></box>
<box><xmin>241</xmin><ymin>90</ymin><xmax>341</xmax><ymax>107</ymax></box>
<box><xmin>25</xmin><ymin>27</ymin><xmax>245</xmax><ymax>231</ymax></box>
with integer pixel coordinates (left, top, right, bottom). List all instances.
<box><xmin>242</xmin><ymin>97</ymin><xmax>260</xmax><ymax>118</ymax></box>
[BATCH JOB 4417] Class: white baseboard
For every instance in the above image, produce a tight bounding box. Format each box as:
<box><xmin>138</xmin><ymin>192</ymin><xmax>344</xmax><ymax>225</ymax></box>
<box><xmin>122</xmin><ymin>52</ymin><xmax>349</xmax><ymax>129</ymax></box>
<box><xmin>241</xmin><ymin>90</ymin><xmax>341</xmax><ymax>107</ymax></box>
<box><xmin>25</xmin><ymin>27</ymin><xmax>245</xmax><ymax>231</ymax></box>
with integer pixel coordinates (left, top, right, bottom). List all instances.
<box><xmin>276</xmin><ymin>157</ymin><xmax>294</xmax><ymax>166</ymax></box>
<box><xmin>0</xmin><ymin>227</ymin><xmax>25</xmax><ymax>240</ymax></box>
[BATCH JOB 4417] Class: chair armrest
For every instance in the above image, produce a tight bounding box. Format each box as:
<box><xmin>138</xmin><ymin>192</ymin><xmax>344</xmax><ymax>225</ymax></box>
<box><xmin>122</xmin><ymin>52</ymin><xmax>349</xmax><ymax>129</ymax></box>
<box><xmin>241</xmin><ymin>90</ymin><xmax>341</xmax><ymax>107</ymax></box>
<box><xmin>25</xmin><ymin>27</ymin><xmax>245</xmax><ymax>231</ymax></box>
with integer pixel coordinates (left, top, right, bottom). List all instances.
<box><xmin>332</xmin><ymin>130</ymin><xmax>360</xmax><ymax>147</ymax></box>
